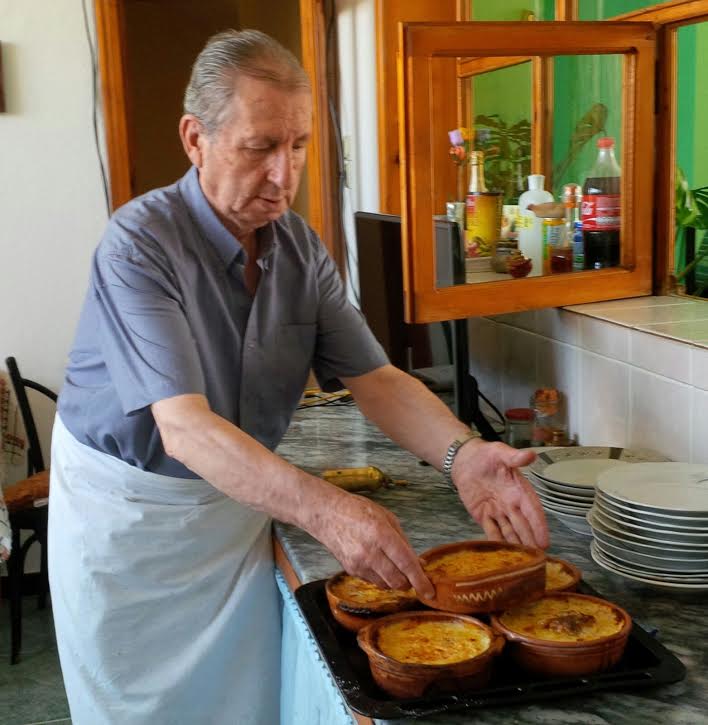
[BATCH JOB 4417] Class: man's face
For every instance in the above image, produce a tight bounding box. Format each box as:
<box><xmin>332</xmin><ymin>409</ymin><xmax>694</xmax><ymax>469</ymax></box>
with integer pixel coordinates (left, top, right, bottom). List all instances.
<box><xmin>195</xmin><ymin>76</ymin><xmax>312</xmax><ymax>239</ymax></box>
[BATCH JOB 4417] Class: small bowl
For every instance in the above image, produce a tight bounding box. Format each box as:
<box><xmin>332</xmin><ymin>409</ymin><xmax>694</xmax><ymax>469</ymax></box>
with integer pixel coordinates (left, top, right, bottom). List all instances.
<box><xmin>357</xmin><ymin>610</ymin><xmax>505</xmax><ymax>698</ymax></box>
<box><xmin>545</xmin><ymin>556</ymin><xmax>582</xmax><ymax>592</ymax></box>
<box><xmin>419</xmin><ymin>540</ymin><xmax>546</xmax><ymax>614</ymax></box>
<box><xmin>491</xmin><ymin>592</ymin><xmax>632</xmax><ymax>677</ymax></box>
<box><xmin>325</xmin><ymin>572</ymin><xmax>419</xmax><ymax>632</ymax></box>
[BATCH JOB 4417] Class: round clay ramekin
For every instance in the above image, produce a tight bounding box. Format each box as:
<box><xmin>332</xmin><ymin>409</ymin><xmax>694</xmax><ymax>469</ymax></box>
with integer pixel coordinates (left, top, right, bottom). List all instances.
<box><xmin>357</xmin><ymin>609</ymin><xmax>505</xmax><ymax>698</ymax></box>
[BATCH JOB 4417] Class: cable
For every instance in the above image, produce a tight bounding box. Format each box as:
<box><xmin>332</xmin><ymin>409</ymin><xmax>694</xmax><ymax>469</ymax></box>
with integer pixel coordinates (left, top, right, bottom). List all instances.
<box><xmin>81</xmin><ymin>0</ymin><xmax>111</xmax><ymax>218</ymax></box>
<box><xmin>478</xmin><ymin>389</ymin><xmax>506</xmax><ymax>432</ymax></box>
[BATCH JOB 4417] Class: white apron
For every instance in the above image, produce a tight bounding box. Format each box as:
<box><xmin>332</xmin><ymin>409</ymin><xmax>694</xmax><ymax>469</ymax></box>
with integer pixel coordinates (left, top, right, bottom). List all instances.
<box><xmin>48</xmin><ymin>415</ymin><xmax>281</xmax><ymax>725</ymax></box>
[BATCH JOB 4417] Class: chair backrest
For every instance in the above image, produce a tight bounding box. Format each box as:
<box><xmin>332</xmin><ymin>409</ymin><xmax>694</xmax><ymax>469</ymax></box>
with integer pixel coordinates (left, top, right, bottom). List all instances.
<box><xmin>4</xmin><ymin>357</ymin><xmax>57</xmax><ymax>477</ymax></box>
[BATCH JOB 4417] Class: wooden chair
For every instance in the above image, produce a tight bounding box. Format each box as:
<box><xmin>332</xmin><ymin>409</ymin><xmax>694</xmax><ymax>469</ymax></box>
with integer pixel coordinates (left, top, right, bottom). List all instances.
<box><xmin>3</xmin><ymin>356</ymin><xmax>56</xmax><ymax>664</ymax></box>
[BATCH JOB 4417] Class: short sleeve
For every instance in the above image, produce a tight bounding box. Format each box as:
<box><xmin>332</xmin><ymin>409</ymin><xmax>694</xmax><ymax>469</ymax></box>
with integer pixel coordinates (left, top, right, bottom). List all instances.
<box><xmin>311</xmin><ymin>241</ymin><xmax>389</xmax><ymax>391</ymax></box>
<box><xmin>92</xmin><ymin>239</ymin><xmax>206</xmax><ymax>416</ymax></box>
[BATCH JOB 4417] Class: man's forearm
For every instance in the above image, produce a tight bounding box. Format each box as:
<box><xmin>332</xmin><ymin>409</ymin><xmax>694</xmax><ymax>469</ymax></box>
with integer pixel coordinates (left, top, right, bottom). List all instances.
<box><xmin>152</xmin><ymin>394</ymin><xmax>342</xmax><ymax>534</ymax></box>
<box><xmin>342</xmin><ymin>365</ymin><xmax>474</xmax><ymax>470</ymax></box>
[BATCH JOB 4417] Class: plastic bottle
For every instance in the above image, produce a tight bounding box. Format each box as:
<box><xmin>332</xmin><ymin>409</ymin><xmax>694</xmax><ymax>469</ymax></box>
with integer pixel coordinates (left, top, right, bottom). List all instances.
<box><xmin>517</xmin><ymin>175</ymin><xmax>553</xmax><ymax>277</ymax></box>
<box><xmin>581</xmin><ymin>137</ymin><xmax>621</xmax><ymax>269</ymax></box>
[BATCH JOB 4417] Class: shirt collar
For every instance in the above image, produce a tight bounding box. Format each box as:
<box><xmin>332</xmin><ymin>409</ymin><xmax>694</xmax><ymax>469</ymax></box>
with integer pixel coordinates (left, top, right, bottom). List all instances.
<box><xmin>177</xmin><ymin>165</ymin><xmax>278</xmax><ymax>270</ymax></box>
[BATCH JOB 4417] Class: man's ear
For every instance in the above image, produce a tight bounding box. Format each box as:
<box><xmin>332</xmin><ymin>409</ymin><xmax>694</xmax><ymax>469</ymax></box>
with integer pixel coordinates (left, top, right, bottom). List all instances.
<box><xmin>179</xmin><ymin>114</ymin><xmax>206</xmax><ymax>168</ymax></box>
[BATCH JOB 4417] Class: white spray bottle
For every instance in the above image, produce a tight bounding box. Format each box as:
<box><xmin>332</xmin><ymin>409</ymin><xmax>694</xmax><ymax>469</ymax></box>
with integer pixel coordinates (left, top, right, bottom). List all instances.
<box><xmin>517</xmin><ymin>175</ymin><xmax>553</xmax><ymax>277</ymax></box>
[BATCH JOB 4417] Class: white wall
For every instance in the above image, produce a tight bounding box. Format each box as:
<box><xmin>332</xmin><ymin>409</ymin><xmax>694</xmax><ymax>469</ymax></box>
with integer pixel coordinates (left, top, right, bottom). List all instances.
<box><xmin>0</xmin><ymin>0</ymin><xmax>109</xmax><ymax>460</ymax></box>
<box><xmin>468</xmin><ymin>307</ymin><xmax>708</xmax><ymax>464</ymax></box>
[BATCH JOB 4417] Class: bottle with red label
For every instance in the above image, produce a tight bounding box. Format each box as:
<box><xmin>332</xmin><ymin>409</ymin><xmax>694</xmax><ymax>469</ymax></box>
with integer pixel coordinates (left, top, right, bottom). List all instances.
<box><xmin>581</xmin><ymin>137</ymin><xmax>621</xmax><ymax>269</ymax></box>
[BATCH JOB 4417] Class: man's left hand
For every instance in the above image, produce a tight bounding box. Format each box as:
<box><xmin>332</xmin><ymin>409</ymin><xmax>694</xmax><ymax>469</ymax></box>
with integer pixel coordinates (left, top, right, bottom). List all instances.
<box><xmin>451</xmin><ymin>440</ymin><xmax>549</xmax><ymax>549</ymax></box>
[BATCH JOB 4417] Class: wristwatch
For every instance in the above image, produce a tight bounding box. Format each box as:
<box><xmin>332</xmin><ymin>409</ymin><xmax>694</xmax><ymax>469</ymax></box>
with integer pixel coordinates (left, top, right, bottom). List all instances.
<box><xmin>442</xmin><ymin>431</ymin><xmax>482</xmax><ymax>487</ymax></box>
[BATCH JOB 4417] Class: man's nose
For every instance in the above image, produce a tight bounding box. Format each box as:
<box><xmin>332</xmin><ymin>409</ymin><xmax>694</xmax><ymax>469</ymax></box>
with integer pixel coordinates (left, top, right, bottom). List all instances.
<box><xmin>268</xmin><ymin>148</ymin><xmax>294</xmax><ymax>190</ymax></box>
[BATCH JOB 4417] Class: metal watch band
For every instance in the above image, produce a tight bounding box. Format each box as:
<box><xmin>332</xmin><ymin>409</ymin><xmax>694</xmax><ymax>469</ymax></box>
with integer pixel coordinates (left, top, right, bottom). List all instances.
<box><xmin>442</xmin><ymin>431</ymin><xmax>482</xmax><ymax>487</ymax></box>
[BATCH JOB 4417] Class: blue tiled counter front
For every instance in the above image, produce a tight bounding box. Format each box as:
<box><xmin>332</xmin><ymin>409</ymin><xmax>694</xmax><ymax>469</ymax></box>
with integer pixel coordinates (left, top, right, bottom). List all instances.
<box><xmin>274</xmin><ymin>403</ymin><xmax>707</xmax><ymax>725</ymax></box>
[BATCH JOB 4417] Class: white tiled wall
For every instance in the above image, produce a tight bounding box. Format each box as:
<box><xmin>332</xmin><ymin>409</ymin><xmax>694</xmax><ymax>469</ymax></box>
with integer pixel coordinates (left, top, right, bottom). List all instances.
<box><xmin>468</xmin><ymin>298</ymin><xmax>708</xmax><ymax>464</ymax></box>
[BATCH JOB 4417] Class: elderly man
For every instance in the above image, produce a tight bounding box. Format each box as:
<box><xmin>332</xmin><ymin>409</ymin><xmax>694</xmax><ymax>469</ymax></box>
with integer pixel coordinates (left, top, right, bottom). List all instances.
<box><xmin>49</xmin><ymin>29</ymin><xmax>547</xmax><ymax>725</ymax></box>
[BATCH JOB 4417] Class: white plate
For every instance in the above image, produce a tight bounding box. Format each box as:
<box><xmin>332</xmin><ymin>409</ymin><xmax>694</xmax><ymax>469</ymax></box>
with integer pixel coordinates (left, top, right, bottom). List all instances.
<box><xmin>593</xmin><ymin>539</ymin><xmax>708</xmax><ymax>576</ymax></box>
<box><xmin>528</xmin><ymin>472</ymin><xmax>597</xmax><ymax>499</ymax></box>
<box><xmin>529</xmin><ymin>446</ymin><xmax>670</xmax><ymax>480</ymax></box>
<box><xmin>587</xmin><ymin>511</ymin><xmax>708</xmax><ymax>557</ymax></box>
<box><xmin>539</xmin><ymin>459</ymin><xmax>631</xmax><ymax>488</ymax></box>
<box><xmin>540</xmin><ymin>497</ymin><xmax>591</xmax><ymax>516</ymax></box>
<box><xmin>597</xmin><ymin>463</ymin><xmax>708</xmax><ymax>514</ymax></box>
<box><xmin>592</xmin><ymin>537</ymin><xmax>708</xmax><ymax>573</ymax></box>
<box><xmin>594</xmin><ymin>492</ymin><xmax>708</xmax><ymax>531</ymax></box>
<box><xmin>528</xmin><ymin>475</ymin><xmax>595</xmax><ymax>503</ymax></box>
<box><xmin>552</xmin><ymin>510</ymin><xmax>593</xmax><ymax>536</ymax></box>
<box><xmin>593</xmin><ymin>499</ymin><xmax>708</xmax><ymax>544</ymax></box>
<box><xmin>590</xmin><ymin>542</ymin><xmax>708</xmax><ymax>591</ymax></box>
<box><xmin>589</xmin><ymin>507</ymin><xmax>708</xmax><ymax>548</ymax></box>
<box><xmin>531</xmin><ymin>483</ymin><xmax>593</xmax><ymax>507</ymax></box>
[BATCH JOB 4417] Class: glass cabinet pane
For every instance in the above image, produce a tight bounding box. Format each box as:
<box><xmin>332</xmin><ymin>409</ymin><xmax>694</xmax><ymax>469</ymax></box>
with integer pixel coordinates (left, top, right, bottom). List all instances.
<box><xmin>436</xmin><ymin>53</ymin><xmax>624</xmax><ymax>288</ymax></box>
<box><xmin>674</xmin><ymin>21</ymin><xmax>708</xmax><ymax>298</ymax></box>
<box><xmin>470</xmin><ymin>0</ymin><xmax>554</xmax><ymax>21</ymax></box>
<box><xmin>578</xmin><ymin>1</ymin><xmax>657</xmax><ymax>20</ymax></box>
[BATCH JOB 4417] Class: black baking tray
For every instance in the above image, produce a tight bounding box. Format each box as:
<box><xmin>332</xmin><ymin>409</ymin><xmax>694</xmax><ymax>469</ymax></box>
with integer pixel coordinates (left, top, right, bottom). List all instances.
<box><xmin>294</xmin><ymin>579</ymin><xmax>686</xmax><ymax>720</ymax></box>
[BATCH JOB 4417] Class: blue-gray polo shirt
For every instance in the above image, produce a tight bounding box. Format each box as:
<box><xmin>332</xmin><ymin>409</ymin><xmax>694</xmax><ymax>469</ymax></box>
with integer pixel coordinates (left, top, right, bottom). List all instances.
<box><xmin>58</xmin><ymin>166</ymin><xmax>388</xmax><ymax>478</ymax></box>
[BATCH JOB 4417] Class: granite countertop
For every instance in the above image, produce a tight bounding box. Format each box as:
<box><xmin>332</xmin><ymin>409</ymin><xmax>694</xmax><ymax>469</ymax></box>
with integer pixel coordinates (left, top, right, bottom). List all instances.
<box><xmin>274</xmin><ymin>401</ymin><xmax>707</xmax><ymax>725</ymax></box>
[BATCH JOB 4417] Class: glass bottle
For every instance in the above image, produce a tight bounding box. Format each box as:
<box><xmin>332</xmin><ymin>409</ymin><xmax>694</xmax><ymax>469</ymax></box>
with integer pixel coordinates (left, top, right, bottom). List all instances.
<box><xmin>465</xmin><ymin>151</ymin><xmax>502</xmax><ymax>258</ymax></box>
<box><xmin>581</xmin><ymin>137</ymin><xmax>621</xmax><ymax>270</ymax></box>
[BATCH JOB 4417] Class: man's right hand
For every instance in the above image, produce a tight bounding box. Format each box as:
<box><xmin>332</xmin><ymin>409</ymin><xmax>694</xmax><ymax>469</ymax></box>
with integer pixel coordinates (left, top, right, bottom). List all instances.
<box><xmin>311</xmin><ymin>489</ymin><xmax>435</xmax><ymax>599</ymax></box>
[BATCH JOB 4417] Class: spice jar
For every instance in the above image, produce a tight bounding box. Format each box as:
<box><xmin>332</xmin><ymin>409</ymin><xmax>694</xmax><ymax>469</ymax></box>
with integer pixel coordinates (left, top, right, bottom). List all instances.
<box><xmin>530</xmin><ymin>388</ymin><xmax>567</xmax><ymax>446</ymax></box>
<box><xmin>491</xmin><ymin>240</ymin><xmax>518</xmax><ymax>274</ymax></box>
<box><xmin>504</xmin><ymin>408</ymin><xmax>534</xmax><ymax>448</ymax></box>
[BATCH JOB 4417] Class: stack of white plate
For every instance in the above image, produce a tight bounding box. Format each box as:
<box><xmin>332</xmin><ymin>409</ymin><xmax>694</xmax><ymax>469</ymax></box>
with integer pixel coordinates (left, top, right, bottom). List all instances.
<box><xmin>588</xmin><ymin>463</ymin><xmax>708</xmax><ymax>591</ymax></box>
<box><xmin>524</xmin><ymin>447</ymin><xmax>670</xmax><ymax>536</ymax></box>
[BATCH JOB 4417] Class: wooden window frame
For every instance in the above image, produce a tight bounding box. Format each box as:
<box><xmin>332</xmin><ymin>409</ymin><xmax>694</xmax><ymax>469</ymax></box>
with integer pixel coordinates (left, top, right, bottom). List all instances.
<box><xmin>399</xmin><ymin>21</ymin><xmax>657</xmax><ymax>323</ymax></box>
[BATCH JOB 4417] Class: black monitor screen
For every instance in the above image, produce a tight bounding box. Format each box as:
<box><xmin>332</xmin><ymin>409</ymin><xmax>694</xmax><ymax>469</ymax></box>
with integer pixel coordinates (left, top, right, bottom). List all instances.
<box><xmin>354</xmin><ymin>212</ymin><xmax>461</xmax><ymax>370</ymax></box>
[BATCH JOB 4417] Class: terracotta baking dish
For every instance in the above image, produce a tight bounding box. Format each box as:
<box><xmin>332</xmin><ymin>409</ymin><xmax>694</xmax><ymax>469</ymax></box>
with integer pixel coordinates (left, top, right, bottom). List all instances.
<box><xmin>490</xmin><ymin>592</ymin><xmax>632</xmax><ymax>677</ymax></box>
<box><xmin>545</xmin><ymin>556</ymin><xmax>582</xmax><ymax>592</ymax></box>
<box><xmin>325</xmin><ymin>572</ymin><xmax>419</xmax><ymax>632</ymax></box>
<box><xmin>419</xmin><ymin>540</ymin><xmax>546</xmax><ymax>614</ymax></box>
<box><xmin>357</xmin><ymin>610</ymin><xmax>505</xmax><ymax>698</ymax></box>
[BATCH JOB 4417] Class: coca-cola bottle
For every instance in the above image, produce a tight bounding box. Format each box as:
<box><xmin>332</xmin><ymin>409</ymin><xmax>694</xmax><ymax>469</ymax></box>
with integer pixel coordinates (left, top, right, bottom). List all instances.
<box><xmin>581</xmin><ymin>137</ymin><xmax>621</xmax><ymax>269</ymax></box>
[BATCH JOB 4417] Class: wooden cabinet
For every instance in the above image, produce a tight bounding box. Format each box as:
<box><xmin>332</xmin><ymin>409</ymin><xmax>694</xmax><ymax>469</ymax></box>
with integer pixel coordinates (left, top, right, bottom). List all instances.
<box><xmin>397</xmin><ymin>21</ymin><xmax>658</xmax><ymax>323</ymax></box>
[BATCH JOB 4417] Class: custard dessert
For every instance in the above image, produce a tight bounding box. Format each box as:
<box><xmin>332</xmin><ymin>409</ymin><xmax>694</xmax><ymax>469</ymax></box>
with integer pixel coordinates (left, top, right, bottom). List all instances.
<box><xmin>329</xmin><ymin>574</ymin><xmax>416</xmax><ymax>607</ymax></box>
<box><xmin>424</xmin><ymin>547</ymin><xmax>536</xmax><ymax>579</ymax></box>
<box><xmin>498</xmin><ymin>595</ymin><xmax>626</xmax><ymax>643</ymax></box>
<box><xmin>378</xmin><ymin>618</ymin><xmax>491</xmax><ymax>665</ymax></box>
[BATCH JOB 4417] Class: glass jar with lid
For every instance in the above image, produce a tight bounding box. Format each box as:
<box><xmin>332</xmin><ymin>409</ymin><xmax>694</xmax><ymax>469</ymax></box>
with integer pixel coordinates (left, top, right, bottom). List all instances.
<box><xmin>504</xmin><ymin>408</ymin><xmax>534</xmax><ymax>448</ymax></box>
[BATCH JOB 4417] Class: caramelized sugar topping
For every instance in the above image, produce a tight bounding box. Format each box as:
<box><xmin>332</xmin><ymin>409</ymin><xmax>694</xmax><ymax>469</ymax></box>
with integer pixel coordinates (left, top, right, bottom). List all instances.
<box><xmin>424</xmin><ymin>548</ymin><xmax>535</xmax><ymax>579</ymax></box>
<box><xmin>545</xmin><ymin>560</ymin><xmax>576</xmax><ymax>591</ymax></box>
<box><xmin>499</xmin><ymin>596</ymin><xmax>625</xmax><ymax>643</ymax></box>
<box><xmin>331</xmin><ymin>575</ymin><xmax>416</xmax><ymax>606</ymax></box>
<box><xmin>378</xmin><ymin>619</ymin><xmax>490</xmax><ymax>665</ymax></box>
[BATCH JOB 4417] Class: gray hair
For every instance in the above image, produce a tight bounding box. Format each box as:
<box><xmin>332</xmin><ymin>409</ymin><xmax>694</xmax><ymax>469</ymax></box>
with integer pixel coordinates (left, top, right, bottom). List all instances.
<box><xmin>184</xmin><ymin>29</ymin><xmax>310</xmax><ymax>135</ymax></box>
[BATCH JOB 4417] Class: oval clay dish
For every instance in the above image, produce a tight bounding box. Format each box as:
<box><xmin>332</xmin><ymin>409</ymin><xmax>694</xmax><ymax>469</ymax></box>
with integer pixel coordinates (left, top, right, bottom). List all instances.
<box><xmin>545</xmin><ymin>556</ymin><xmax>582</xmax><ymax>593</ymax></box>
<box><xmin>419</xmin><ymin>540</ymin><xmax>547</xmax><ymax>614</ymax></box>
<box><xmin>357</xmin><ymin>610</ymin><xmax>505</xmax><ymax>698</ymax></box>
<box><xmin>325</xmin><ymin>572</ymin><xmax>419</xmax><ymax>632</ymax></box>
<box><xmin>490</xmin><ymin>592</ymin><xmax>632</xmax><ymax>677</ymax></box>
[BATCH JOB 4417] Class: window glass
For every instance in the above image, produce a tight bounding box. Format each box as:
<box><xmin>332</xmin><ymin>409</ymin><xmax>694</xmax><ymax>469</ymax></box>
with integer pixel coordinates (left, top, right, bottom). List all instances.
<box><xmin>674</xmin><ymin>22</ymin><xmax>708</xmax><ymax>298</ymax></box>
<box><xmin>551</xmin><ymin>55</ymin><xmax>622</xmax><ymax>198</ymax></box>
<box><xmin>578</xmin><ymin>0</ymin><xmax>657</xmax><ymax>20</ymax></box>
<box><xmin>469</xmin><ymin>0</ymin><xmax>553</xmax><ymax>21</ymax></box>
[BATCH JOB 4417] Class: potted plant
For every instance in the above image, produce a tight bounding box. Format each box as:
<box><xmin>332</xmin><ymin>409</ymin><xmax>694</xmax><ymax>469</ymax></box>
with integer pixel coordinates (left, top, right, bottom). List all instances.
<box><xmin>674</xmin><ymin>167</ymin><xmax>708</xmax><ymax>297</ymax></box>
